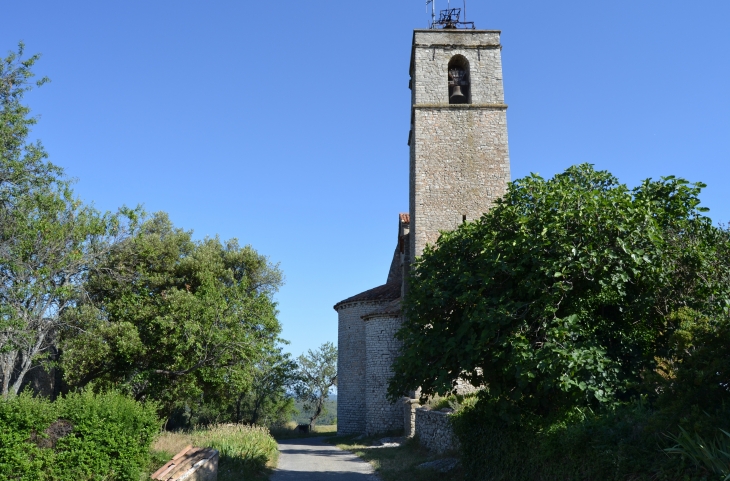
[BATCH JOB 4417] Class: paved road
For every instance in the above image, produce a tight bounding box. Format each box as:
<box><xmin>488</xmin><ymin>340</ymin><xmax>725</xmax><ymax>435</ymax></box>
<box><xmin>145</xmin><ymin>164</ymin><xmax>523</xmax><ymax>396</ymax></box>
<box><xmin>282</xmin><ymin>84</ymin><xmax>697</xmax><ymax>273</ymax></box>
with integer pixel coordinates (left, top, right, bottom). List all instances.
<box><xmin>270</xmin><ymin>437</ymin><xmax>378</xmax><ymax>481</ymax></box>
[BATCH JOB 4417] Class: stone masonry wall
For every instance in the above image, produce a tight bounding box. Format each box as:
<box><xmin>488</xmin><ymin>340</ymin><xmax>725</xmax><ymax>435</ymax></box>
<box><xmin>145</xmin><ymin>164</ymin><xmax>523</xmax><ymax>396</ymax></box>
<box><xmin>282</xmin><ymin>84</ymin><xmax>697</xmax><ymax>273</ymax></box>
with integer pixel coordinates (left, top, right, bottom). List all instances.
<box><xmin>410</xmin><ymin>30</ymin><xmax>504</xmax><ymax>106</ymax></box>
<box><xmin>415</xmin><ymin>408</ymin><xmax>460</xmax><ymax>454</ymax></box>
<box><xmin>411</xmin><ymin>107</ymin><xmax>510</xmax><ymax>256</ymax></box>
<box><xmin>409</xmin><ymin>29</ymin><xmax>510</xmax><ymax>258</ymax></box>
<box><xmin>336</xmin><ymin>300</ymin><xmax>388</xmax><ymax>435</ymax></box>
<box><xmin>364</xmin><ymin>314</ymin><xmax>404</xmax><ymax>435</ymax></box>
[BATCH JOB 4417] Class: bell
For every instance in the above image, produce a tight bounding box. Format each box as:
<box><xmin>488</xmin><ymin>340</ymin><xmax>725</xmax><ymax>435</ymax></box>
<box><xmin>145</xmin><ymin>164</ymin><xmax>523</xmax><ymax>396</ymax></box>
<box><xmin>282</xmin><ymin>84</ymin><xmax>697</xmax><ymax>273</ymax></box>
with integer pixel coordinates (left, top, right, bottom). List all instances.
<box><xmin>450</xmin><ymin>85</ymin><xmax>466</xmax><ymax>103</ymax></box>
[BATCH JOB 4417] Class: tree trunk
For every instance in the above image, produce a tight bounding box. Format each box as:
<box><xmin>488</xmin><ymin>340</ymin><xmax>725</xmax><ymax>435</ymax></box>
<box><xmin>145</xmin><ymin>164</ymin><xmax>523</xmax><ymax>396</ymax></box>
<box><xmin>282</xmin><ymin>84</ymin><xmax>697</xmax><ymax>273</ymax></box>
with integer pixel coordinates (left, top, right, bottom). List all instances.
<box><xmin>309</xmin><ymin>397</ymin><xmax>325</xmax><ymax>431</ymax></box>
<box><xmin>10</xmin><ymin>332</ymin><xmax>47</xmax><ymax>395</ymax></box>
<box><xmin>252</xmin><ymin>391</ymin><xmax>267</xmax><ymax>425</ymax></box>
<box><xmin>236</xmin><ymin>394</ymin><xmax>243</xmax><ymax>423</ymax></box>
<box><xmin>10</xmin><ymin>350</ymin><xmax>32</xmax><ymax>396</ymax></box>
<box><xmin>0</xmin><ymin>350</ymin><xmax>18</xmax><ymax>399</ymax></box>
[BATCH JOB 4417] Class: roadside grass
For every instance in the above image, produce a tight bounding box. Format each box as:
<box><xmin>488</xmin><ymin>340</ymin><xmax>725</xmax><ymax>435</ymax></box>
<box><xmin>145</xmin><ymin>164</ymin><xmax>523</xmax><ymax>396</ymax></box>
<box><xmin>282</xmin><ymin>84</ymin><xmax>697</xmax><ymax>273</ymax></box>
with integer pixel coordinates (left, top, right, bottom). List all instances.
<box><xmin>270</xmin><ymin>421</ymin><xmax>338</xmax><ymax>440</ymax></box>
<box><xmin>149</xmin><ymin>424</ymin><xmax>278</xmax><ymax>481</ymax></box>
<box><xmin>328</xmin><ymin>434</ymin><xmax>464</xmax><ymax>481</ymax></box>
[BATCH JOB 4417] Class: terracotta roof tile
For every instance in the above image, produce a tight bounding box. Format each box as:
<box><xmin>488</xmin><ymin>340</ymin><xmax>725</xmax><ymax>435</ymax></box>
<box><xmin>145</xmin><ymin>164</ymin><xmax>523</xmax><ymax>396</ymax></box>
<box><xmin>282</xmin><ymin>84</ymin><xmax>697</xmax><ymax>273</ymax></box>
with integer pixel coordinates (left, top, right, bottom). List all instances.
<box><xmin>333</xmin><ymin>283</ymin><xmax>401</xmax><ymax>310</ymax></box>
<box><xmin>400</xmin><ymin>213</ymin><xmax>410</xmax><ymax>224</ymax></box>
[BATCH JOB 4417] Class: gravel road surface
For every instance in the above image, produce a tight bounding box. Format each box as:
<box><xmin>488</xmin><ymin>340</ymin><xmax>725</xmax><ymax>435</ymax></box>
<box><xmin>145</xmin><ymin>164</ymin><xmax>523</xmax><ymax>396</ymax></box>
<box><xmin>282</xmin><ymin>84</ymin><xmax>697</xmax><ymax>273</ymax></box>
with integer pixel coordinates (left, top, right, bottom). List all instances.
<box><xmin>270</xmin><ymin>437</ymin><xmax>378</xmax><ymax>481</ymax></box>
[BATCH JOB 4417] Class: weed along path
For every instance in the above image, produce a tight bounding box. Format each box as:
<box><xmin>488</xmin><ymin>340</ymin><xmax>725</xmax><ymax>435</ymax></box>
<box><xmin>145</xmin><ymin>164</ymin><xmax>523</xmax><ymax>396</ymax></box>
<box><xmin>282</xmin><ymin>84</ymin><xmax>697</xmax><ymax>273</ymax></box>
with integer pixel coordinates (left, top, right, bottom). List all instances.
<box><xmin>270</xmin><ymin>437</ymin><xmax>379</xmax><ymax>480</ymax></box>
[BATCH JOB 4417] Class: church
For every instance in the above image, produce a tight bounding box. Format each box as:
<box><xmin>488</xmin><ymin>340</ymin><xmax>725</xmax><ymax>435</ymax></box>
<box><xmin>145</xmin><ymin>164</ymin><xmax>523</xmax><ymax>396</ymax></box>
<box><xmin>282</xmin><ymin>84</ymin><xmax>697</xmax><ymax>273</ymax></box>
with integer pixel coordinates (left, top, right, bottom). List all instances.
<box><xmin>335</xmin><ymin>13</ymin><xmax>512</xmax><ymax>436</ymax></box>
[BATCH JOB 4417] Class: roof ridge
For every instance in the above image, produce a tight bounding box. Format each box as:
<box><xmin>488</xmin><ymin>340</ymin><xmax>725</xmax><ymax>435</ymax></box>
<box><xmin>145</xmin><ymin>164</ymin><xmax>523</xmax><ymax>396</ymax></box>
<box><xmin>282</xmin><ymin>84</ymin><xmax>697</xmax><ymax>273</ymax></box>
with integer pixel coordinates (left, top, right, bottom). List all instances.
<box><xmin>333</xmin><ymin>282</ymin><xmax>401</xmax><ymax>310</ymax></box>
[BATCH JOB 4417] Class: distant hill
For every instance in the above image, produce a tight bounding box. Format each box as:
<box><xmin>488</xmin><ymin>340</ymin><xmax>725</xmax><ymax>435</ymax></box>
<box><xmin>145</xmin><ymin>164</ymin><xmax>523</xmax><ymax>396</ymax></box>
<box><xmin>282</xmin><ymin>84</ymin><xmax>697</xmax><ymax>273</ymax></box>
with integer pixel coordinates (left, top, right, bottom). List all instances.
<box><xmin>291</xmin><ymin>398</ymin><xmax>337</xmax><ymax>426</ymax></box>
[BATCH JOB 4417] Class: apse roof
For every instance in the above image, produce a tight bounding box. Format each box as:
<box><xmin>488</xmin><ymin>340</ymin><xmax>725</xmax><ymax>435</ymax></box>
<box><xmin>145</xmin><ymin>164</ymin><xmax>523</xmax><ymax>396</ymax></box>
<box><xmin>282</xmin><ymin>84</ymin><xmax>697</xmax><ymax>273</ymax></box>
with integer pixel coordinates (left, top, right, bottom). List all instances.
<box><xmin>333</xmin><ymin>282</ymin><xmax>401</xmax><ymax>310</ymax></box>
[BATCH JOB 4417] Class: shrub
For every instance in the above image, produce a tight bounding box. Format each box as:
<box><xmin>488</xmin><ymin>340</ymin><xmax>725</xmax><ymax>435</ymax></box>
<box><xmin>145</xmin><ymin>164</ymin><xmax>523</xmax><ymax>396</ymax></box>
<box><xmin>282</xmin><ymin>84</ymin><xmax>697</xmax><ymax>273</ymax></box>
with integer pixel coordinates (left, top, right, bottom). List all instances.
<box><xmin>451</xmin><ymin>397</ymin><xmax>727</xmax><ymax>481</ymax></box>
<box><xmin>425</xmin><ymin>393</ymin><xmax>477</xmax><ymax>412</ymax></box>
<box><xmin>449</xmin><ymin>307</ymin><xmax>730</xmax><ymax>481</ymax></box>
<box><xmin>391</xmin><ymin>165</ymin><xmax>730</xmax><ymax>418</ymax></box>
<box><xmin>0</xmin><ymin>391</ymin><xmax>160</xmax><ymax>481</ymax></box>
<box><xmin>0</xmin><ymin>393</ymin><xmax>57</xmax><ymax>479</ymax></box>
<box><xmin>654</xmin><ymin>308</ymin><xmax>730</xmax><ymax>430</ymax></box>
<box><xmin>394</xmin><ymin>165</ymin><xmax>730</xmax><ymax>480</ymax></box>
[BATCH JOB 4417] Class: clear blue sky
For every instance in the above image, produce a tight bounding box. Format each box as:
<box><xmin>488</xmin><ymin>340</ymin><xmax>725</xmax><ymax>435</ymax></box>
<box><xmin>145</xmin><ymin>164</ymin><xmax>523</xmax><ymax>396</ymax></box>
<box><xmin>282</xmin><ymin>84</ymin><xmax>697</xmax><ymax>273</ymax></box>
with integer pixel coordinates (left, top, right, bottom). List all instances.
<box><xmin>3</xmin><ymin>1</ymin><xmax>729</xmax><ymax>359</ymax></box>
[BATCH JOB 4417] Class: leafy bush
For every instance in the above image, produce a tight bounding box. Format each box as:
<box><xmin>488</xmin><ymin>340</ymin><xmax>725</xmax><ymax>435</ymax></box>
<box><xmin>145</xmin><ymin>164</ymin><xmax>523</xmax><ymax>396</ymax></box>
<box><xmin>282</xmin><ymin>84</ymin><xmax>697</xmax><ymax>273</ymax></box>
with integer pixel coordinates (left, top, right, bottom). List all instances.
<box><xmin>451</xmin><ymin>399</ymin><xmax>707</xmax><ymax>481</ymax></box>
<box><xmin>391</xmin><ymin>164</ymin><xmax>730</xmax><ymax>418</ymax></box>
<box><xmin>0</xmin><ymin>391</ymin><xmax>160</xmax><ymax>480</ymax></box>
<box><xmin>425</xmin><ymin>393</ymin><xmax>477</xmax><ymax>412</ymax></box>
<box><xmin>654</xmin><ymin>308</ymin><xmax>730</xmax><ymax>426</ymax></box>
<box><xmin>451</xmin><ymin>307</ymin><xmax>730</xmax><ymax>481</ymax></box>
<box><xmin>394</xmin><ymin>164</ymin><xmax>730</xmax><ymax>479</ymax></box>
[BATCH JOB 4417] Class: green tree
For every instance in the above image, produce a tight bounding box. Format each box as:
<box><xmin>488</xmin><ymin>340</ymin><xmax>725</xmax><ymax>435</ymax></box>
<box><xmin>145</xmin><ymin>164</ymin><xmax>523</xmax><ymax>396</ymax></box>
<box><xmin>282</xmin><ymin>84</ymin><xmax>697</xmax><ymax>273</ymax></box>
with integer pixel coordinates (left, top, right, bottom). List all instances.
<box><xmin>389</xmin><ymin>164</ymin><xmax>730</xmax><ymax>418</ymax></box>
<box><xmin>0</xmin><ymin>42</ymin><xmax>54</xmax><ymax>209</ymax></box>
<box><xmin>0</xmin><ymin>44</ymin><xmax>125</xmax><ymax>397</ymax></box>
<box><xmin>233</xmin><ymin>346</ymin><xmax>297</xmax><ymax>426</ymax></box>
<box><xmin>293</xmin><ymin>342</ymin><xmax>337</xmax><ymax>430</ymax></box>
<box><xmin>61</xmin><ymin>212</ymin><xmax>285</xmax><ymax>419</ymax></box>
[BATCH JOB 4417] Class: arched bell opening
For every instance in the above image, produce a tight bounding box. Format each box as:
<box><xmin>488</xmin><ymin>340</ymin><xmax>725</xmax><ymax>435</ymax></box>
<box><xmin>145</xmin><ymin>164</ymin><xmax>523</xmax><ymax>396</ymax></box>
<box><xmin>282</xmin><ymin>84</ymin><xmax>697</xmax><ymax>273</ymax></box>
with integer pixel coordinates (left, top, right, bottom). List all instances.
<box><xmin>448</xmin><ymin>55</ymin><xmax>471</xmax><ymax>105</ymax></box>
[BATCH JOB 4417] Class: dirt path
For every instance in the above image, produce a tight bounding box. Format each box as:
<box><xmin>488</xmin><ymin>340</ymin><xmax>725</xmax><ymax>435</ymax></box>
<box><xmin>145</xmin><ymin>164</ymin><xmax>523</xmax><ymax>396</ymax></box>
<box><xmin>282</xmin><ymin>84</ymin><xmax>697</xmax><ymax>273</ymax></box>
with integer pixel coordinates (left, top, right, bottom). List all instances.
<box><xmin>270</xmin><ymin>437</ymin><xmax>378</xmax><ymax>481</ymax></box>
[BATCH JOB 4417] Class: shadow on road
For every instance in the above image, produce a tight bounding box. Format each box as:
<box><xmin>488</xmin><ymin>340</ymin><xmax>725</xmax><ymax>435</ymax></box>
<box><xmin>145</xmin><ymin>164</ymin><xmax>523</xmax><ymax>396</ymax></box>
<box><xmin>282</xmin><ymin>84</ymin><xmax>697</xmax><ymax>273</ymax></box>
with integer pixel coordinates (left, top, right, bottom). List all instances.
<box><xmin>271</xmin><ymin>438</ymin><xmax>379</xmax><ymax>481</ymax></box>
<box><xmin>270</xmin><ymin>470</ymin><xmax>378</xmax><ymax>480</ymax></box>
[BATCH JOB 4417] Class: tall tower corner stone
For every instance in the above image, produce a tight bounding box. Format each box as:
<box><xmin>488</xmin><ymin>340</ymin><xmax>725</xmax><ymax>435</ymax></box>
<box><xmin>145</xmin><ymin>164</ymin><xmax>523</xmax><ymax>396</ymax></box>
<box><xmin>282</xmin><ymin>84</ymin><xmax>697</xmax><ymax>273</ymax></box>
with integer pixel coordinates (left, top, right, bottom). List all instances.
<box><xmin>409</xmin><ymin>29</ymin><xmax>511</xmax><ymax>259</ymax></box>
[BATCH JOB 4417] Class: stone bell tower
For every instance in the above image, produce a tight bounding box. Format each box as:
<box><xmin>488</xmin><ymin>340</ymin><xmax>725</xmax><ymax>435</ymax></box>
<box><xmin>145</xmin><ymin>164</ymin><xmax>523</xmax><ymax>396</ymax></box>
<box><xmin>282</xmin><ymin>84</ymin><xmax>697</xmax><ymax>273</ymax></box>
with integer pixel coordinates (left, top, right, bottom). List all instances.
<box><xmin>335</xmin><ymin>17</ymin><xmax>513</xmax><ymax>438</ymax></box>
<box><xmin>408</xmin><ymin>27</ymin><xmax>511</xmax><ymax>258</ymax></box>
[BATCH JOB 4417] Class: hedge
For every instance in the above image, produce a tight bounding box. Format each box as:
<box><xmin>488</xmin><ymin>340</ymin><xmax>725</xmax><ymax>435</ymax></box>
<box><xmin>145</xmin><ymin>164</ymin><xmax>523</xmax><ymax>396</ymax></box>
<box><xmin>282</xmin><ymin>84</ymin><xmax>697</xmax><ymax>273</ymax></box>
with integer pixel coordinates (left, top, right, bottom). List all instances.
<box><xmin>0</xmin><ymin>390</ymin><xmax>160</xmax><ymax>481</ymax></box>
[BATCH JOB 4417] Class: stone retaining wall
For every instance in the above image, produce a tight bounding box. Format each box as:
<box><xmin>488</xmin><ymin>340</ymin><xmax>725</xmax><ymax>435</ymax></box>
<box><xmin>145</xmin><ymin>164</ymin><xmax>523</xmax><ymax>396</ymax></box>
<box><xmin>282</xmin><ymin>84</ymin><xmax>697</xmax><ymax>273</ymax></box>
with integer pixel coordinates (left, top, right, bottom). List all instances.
<box><xmin>415</xmin><ymin>408</ymin><xmax>459</xmax><ymax>454</ymax></box>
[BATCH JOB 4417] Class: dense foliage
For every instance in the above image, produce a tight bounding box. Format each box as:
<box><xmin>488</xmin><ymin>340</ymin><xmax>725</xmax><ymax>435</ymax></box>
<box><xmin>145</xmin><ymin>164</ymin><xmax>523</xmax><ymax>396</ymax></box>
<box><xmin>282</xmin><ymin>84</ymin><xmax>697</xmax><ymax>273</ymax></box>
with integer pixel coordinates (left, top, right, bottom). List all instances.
<box><xmin>61</xmin><ymin>212</ymin><xmax>286</xmax><ymax>421</ymax></box>
<box><xmin>392</xmin><ymin>164</ymin><xmax>730</xmax><ymax>479</ymax></box>
<box><xmin>0</xmin><ymin>391</ymin><xmax>160</xmax><ymax>481</ymax></box>
<box><xmin>0</xmin><ymin>42</ymin><xmax>296</xmax><ymax>428</ymax></box>
<box><xmin>390</xmin><ymin>164</ymin><xmax>730</xmax><ymax>416</ymax></box>
<box><xmin>452</xmin><ymin>355</ymin><xmax>730</xmax><ymax>481</ymax></box>
<box><xmin>0</xmin><ymin>42</ymin><xmax>53</xmax><ymax>208</ymax></box>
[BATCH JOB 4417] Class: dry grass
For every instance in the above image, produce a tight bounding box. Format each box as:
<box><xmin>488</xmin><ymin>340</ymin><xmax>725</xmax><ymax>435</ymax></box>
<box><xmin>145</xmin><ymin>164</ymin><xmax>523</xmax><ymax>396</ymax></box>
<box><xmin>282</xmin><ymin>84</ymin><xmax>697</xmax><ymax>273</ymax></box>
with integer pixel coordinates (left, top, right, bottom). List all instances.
<box><xmin>152</xmin><ymin>431</ymin><xmax>193</xmax><ymax>456</ymax></box>
<box><xmin>269</xmin><ymin>421</ymin><xmax>338</xmax><ymax>440</ymax></box>
<box><xmin>150</xmin><ymin>424</ymin><xmax>278</xmax><ymax>481</ymax></box>
<box><xmin>329</xmin><ymin>434</ymin><xmax>464</xmax><ymax>481</ymax></box>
